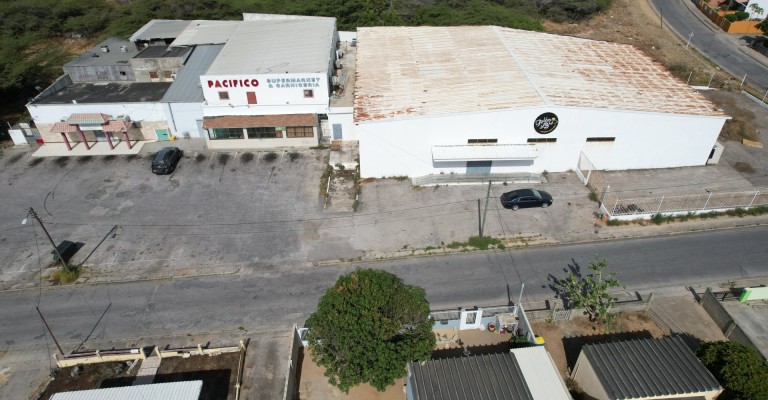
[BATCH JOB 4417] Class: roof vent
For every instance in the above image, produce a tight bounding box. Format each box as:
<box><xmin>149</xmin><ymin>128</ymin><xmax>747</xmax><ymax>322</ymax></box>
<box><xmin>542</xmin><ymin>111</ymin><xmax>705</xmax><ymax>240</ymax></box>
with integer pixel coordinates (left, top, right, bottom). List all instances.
<box><xmin>120</xmin><ymin>45</ymin><xmax>128</xmax><ymax>52</ymax></box>
<box><xmin>101</xmin><ymin>45</ymin><xmax>109</xmax><ymax>53</ymax></box>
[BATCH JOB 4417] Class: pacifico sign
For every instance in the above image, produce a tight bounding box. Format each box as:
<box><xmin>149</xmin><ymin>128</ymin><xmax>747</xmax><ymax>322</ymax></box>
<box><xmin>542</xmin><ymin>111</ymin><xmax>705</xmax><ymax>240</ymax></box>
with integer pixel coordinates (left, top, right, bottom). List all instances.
<box><xmin>207</xmin><ymin>78</ymin><xmax>259</xmax><ymax>88</ymax></box>
<box><xmin>534</xmin><ymin>112</ymin><xmax>559</xmax><ymax>134</ymax></box>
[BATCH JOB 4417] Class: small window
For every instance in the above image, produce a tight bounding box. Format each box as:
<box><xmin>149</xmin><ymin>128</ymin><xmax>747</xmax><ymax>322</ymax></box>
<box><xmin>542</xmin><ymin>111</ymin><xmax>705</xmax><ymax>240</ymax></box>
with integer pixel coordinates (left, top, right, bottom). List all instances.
<box><xmin>286</xmin><ymin>126</ymin><xmax>314</xmax><ymax>138</ymax></box>
<box><xmin>119</xmin><ymin>71</ymin><xmax>127</xmax><ymax>76</ymax></box>
<box><xmin>149</xmin><ymin>71</ymin><xmax>159</xmax><ymax>79</ymax></box>
<box><xmin>586</xmin><ymin>137</ymin><xmax>615</xmax><ymax>142</ymax></box>
<box><xmin>303</xmin><ymin>89</ymin><xmax>314</xmax><ymax>98</ymax></box>
<box><xmin>468</xmin><ymin>139</ymin><xmax>498</xmax><ymax>144</ymax></box>
<box><xmin>246</xmin><ymin>92</ymin><xmax>257</xmax><ymax>105</ymax></box>
<box><xmin>164</xmin><ymin>70</ymin><xmax>173</xmax><ymax>79</ymax></box>
<box><xmin>219</xmin><ymin>91</ymin><xmax>230</xmax><ymax>100</ymax></box>
<box><xmin>527</xmin><ymin>138</ymin><xmax>557</xmax><ymax>143</ymax></box>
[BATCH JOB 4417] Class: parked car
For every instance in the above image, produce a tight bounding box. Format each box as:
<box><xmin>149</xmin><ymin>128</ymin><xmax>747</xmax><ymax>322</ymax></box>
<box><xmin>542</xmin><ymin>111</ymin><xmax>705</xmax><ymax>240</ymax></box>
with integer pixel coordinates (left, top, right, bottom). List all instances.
<box><xmin>500</xmin><ymin>188</ymin><xmax>553</xmax><ymax>210</ymax></box>
<box><xmin>151</xmin><ymin>147</ymin><xmax>183</xmax><ymax>175</ymax></box>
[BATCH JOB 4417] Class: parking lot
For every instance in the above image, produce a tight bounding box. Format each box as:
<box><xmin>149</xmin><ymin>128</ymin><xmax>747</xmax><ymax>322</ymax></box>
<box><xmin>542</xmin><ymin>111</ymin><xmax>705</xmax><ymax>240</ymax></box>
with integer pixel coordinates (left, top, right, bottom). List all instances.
<box><xmin>1</xmin><ymin>89</ymin><xmax>767</xmax><ymax>287</ymax></box>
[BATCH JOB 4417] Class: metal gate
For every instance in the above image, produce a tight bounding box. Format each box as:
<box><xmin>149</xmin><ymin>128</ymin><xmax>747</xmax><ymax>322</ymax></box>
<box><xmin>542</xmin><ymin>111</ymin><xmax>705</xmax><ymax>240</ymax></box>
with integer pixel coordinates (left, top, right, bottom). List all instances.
<box><xmin>466</xmin><ymin>161</ymin><xmax>492</xmax><ymax>174</ymax></box>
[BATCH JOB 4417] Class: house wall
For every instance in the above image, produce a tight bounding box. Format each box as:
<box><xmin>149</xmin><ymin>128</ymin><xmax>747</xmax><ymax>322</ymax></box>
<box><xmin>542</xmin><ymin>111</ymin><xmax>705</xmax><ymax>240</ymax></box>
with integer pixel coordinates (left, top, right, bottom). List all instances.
<box><xmin>131</xmin><ymin>57</ymin><xmax>184</xmax><ymax>82</ymax></box>
<box><xmin>200</xmin><ymin>73</ymin><xmax>330</xmax><ymax>116</ymax></box>
<box><xmin>571</xmin><ymin>355</ymin><xmax>610</xmax><ymax>400</ymax></box>
<box><xmin>64</xmin><ymin>65</ymin><xmax>135</xmax><ymax>83</ymax></box>
<box><xmin>166</xmin><ymin>102</ymin><xmax>205</xmax><ymax>138</ymax></box>
<box><xmin>204</xmin><ymin>126</ymin><xmax>319</xmax><ymax>150</ymax></box>
<box><xmin>357</xmin><ymin>107</ymin><xmax>727</xmax><ymax>178</ymax></box>
<box><xmin>327</xmin><ymin>107</ymin><xmax>355</xmax><ymax>140</ymax></box>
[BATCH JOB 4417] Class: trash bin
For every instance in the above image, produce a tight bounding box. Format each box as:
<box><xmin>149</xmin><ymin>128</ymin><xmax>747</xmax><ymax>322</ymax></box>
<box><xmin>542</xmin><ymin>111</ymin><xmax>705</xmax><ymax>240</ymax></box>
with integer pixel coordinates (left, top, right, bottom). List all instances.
<box><xmin>51</xmin><ymin>240</ymin><xmax>78</xmax><ymax>264</ymax></box>
<box><xmin>535</xmin><ymin>336</ymin><xmax>545</xmax><ymax>346</ymax></box>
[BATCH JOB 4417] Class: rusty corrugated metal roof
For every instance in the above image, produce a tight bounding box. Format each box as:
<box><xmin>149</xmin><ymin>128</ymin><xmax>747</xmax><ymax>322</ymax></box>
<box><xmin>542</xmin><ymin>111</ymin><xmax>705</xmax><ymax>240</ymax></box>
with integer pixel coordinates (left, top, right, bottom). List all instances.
<box><xmin>354</xmin><ymin>26</ymin><xmax>727</xmax><ymax>123</ymax></box>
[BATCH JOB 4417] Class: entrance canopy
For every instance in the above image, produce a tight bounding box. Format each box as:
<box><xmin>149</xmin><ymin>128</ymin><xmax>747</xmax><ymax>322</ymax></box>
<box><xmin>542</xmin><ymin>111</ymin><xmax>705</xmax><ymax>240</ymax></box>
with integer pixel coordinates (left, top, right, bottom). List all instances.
<box><xmin>432</xmin><ymin>144</ymin><xmax>538</xmax><ymax>162</ymax></box>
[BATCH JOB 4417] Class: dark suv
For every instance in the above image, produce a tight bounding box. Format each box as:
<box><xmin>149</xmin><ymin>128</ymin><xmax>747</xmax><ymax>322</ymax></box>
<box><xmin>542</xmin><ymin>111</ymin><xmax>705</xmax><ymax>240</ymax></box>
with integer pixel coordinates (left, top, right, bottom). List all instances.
<box><xmin>500</xmin><ymin>188</ymin><xmax>553</xmax><ymax>210</ymax></box>
<box><xmin>151</xmin><ymin>147</ymin><xmax>182</xmax><ymax>175</ymax></box>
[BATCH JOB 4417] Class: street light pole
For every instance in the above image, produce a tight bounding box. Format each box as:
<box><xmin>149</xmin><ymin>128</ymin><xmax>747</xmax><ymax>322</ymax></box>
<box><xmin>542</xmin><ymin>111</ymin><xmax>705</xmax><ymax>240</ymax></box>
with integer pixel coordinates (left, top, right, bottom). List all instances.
<box><xmin>23</xmin><ymin>208</ymin><xmax>66</xmax><ymax>268</ymax></box>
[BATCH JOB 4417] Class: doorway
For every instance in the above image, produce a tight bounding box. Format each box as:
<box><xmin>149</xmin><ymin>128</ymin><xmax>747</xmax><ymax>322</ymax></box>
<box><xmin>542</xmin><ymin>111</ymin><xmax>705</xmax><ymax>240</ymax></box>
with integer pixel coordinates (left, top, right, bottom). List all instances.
<box><xmin>466</xmin><ymin>161</ymin><xmax>492</xmax><ymax>174</ymax></box>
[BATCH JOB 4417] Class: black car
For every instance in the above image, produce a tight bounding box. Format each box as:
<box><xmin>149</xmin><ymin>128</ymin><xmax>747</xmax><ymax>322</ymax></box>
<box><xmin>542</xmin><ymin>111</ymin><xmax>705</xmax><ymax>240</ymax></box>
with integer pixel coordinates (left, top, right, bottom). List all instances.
<box><xmin>151</xmin><ymin>147</ymin><xmax>182</xmax><ymax>175</ymax></box>
<box><xmin>500</xmin><ymin>188</ymin><xmax>553</xmax><ymax>210</ymax></box>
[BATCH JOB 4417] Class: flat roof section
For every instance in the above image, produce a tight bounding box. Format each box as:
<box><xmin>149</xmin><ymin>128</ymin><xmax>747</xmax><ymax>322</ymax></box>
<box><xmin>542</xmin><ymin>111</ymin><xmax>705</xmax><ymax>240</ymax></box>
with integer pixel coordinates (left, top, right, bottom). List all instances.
<box><xmin>64</xmin><ymin>38</ymin><xmax>139</xmax><ymax>68</ymax></box>
<box><xmin>130</xmin><ymin>19</ymin><xmax>193</xmax><ymax>43</ymax></box>
<box><xmin>206</xmin><ymin>18</ymin><xmax>337</xmax><ymax>75</ymax></box>
<box><xmin>50</xmin><ymin>380</ymin><xmax>202</xmax><ymax>400</ymax></box>
<box><xmin>354</xmin><ymin>26</ymin><xmax>727</xmax><ymax>123</ymax></box>
<box><xmin>202</xmin><ymin>114</ymin><xmax>316</xmax><ymax>128</ymax></box>
<box><xmin>135</xmin><ymin>45</ymin><xmax>192</xmax><ymax>59</ymax></box>
<box><xmin>170</xmin><ymin>20</ymin><xmax>241</xmax><ymax>46</ymax></box>
<box><xmin>33</xmin><ymin>82</ymin><xmax>172</xmax><ymax>104</ymax></box>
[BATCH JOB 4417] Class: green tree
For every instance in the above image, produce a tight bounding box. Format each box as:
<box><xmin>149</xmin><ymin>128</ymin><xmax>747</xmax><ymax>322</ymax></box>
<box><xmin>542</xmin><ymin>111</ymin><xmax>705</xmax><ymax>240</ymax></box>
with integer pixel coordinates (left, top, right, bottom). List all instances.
<box><xmin>749</xmin><ymin>3</ymin><xmax>764</xmax><ymax>19</ymax></box>
<box><xmin>758</xmin><ymin>19</ymin><xmax>768</xmax><ymax>36</ymax></box>
<box><xmin>554</xmin><ymin>256</ymin><xmax>623</xmax><ymax>321</ymax></box>
<box><xmin>697</xmin><ymin>341</ymin><xmax>768</xmax><ymax>400</ymax></box>
<box><xmin>305</xmin><ymin>268</ymin><xmax>435</xmax><ymax>393</ymax></box>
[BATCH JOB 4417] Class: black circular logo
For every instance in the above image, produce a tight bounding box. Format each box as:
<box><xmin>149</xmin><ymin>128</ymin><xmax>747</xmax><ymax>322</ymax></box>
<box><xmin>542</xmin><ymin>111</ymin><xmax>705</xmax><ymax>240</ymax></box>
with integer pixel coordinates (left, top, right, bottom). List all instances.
<box><xmin>534</xmin><ymin>112</ymin><xmax>559</xmax><ymax>134</ymax></box>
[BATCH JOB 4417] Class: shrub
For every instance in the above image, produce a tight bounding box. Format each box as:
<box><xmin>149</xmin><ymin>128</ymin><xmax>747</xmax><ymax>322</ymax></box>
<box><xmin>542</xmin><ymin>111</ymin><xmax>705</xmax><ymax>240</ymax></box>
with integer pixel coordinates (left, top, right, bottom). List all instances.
<box><xmin>697</xmin><ymin>341</ymin><xmax>768</xmax><ymax>400</ymax></box>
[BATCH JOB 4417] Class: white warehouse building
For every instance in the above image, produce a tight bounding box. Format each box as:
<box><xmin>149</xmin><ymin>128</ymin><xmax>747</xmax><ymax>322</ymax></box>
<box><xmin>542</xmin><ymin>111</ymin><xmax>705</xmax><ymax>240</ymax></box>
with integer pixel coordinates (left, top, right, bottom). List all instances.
<box><xmin>354</xmin><ymin>26</ymin><xmax>730</xmax><ymax>178</ymax></box>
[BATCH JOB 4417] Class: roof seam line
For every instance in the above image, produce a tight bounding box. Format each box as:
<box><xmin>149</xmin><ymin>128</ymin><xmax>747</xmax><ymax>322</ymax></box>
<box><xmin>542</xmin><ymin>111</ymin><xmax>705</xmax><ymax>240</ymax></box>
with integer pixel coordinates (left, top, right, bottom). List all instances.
<box><xmin>491</xmin><ymin>26</ymin><xmax>550</xmax><ymax>105</ymax></box>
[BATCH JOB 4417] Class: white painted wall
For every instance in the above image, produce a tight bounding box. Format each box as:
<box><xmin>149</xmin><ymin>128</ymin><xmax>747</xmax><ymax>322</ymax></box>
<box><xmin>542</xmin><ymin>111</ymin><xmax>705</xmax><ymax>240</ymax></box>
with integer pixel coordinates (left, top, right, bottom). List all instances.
<box><xmin>358</xmin><ymin>107</ymin><xmax>727</xmax><ymax>178</ymax></box>
<box><xmin>200</xmin><ymin>73</ymin><xmax>330</xmax><ymax>117</ymax></box>
<box><xmin>166</xmin><ymin>102</ymin><xmax>204</xmax><ymax>138</ymax></box>
<box><xmin>327</xmin><ymin>107</ymin><xmax>355</xmax><ymax>140</ymax></box>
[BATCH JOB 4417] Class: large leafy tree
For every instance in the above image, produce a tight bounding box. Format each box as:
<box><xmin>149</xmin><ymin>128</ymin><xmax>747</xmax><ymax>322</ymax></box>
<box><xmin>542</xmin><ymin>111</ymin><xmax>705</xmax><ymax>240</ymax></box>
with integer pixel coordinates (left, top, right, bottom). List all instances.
<box><xmin>554</xmin><ymin>256</ymin><xmax>623</xmax><ymax>321</ymax></box>
<box><xmin>305</xmin><ymin>268</ymin><xmax>435</xmax><ymax>393</ymax></box>
<box><xmin>697</xmin><ymin>341</ymin><xmax>768</xmax><ymax>400</ymax></box>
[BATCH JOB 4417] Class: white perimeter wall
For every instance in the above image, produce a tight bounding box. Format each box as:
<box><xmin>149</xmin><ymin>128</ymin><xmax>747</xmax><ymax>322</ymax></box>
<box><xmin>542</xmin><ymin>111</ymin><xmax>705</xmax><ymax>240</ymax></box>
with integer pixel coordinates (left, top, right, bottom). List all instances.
<box><xmin>358</xmin><ymin>107</ymin><xmax>726</xmax><ymax>178</ymax></box>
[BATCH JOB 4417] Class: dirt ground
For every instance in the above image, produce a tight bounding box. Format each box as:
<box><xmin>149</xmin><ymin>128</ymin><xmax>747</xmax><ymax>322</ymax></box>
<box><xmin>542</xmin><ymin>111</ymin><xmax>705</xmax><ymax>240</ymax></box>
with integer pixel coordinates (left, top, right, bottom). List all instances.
<box><xmin>531</xmin><ymin>311</ymin><xmax>667</xmax><ymax>377</ymax></box>
<box><xmin>37</xmin><ymin>351</ymin><xmax>241</xmax><ymax>400</ymax></box>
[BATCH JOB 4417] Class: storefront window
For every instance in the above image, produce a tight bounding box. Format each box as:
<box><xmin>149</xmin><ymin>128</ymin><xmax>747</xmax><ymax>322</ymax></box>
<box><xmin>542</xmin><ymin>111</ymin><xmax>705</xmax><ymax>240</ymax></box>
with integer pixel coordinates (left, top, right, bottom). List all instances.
<box><xmin>209</xmin><ymin>128</ymin><xmax>243</xmax><ymax>139</ymax></box>
<box><xmin>247</xmin><ymin>127</ymin><xmax>278</xmax><ymax>139</ymax></box>
<box><xmin>286</xmin><ymin>126</ymin><xmax>314</xmax><ymax>138</ymax></box>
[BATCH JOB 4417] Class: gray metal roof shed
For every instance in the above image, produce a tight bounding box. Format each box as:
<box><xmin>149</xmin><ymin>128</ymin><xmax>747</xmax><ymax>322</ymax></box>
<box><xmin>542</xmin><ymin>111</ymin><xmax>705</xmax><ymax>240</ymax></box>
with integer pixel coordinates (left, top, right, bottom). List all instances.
<box><xmin>50</xmin><ymin>380</ymin><xmax>202</xmax><ymax>400</ymax></box>
<box><xmin>408</xmin><ymin>347</ymin><xmax>571</xmax><ymax>400</ymax></box>
<box><xmin>130</xmin><ymin>20</ymin><xmax>193</xmax><ymax>43</ymax></box>
<box><xmin>578</xmin><ymin>336</ymin><xmax>722</xmax><ymax>400</ymax></box>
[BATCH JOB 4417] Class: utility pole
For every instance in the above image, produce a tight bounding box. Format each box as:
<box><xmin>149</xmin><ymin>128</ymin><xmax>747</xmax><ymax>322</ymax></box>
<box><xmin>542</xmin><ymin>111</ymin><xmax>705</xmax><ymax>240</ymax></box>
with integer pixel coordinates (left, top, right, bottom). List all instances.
<box><xmin>36</xmin><ymin>306</ymin><xmax>64</xmax><ymax>355</ymax></box>
<box><xmin>480</xmin><ymin>180</ymin><xmax>492</xmax><ymax>237</ymax></box>
<box><xmin>24</xmin><ymin>208</ymin><xmax>66</xmax><ymax>268</ymax></box>
<box><xmin>477</xmin><ymin>199</ymin><xmax>482</xmax><ymax>237</ymax></box>
<box><xmin>660</xmin><ymin>7</ymin><xmax>663</xmax><ymax>29</ymax></box>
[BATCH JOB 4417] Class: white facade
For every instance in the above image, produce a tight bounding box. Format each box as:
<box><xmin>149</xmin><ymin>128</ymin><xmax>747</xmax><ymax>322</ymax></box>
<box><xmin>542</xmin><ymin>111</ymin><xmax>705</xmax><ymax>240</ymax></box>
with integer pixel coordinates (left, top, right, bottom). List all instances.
<box><xmin>28</xmin><ymin>102</ymin><xmax>169</xmax><ymax>143</ymax></box>
<box><xmin>358</xmin><ymin>106</ymin><xmax>727</xmax><ymax>178</ymax></box>
<box><xmin>200</xmin><ymin>73</ymin><xmax>330</xmax><ymax>115</ymax></box>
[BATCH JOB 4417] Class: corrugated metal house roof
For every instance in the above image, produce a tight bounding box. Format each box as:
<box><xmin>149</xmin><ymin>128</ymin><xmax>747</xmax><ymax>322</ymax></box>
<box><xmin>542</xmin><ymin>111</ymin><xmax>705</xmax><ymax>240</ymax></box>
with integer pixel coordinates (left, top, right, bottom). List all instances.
<box><xmin>50</xmin><ymin>380</ymin><xmax>203</xmax><ymax>400</ymax></box>
<box><xmin>130</xmin><ymin>20</ymin><xmax>192</xmax><ymax>43</ymax></box>
<box><xmin>581</xmin><ymin>336</ymin><xmax>722</xmax><ymax>399</ymax></box>
<box><xmin>354</xmin><ymin>26</ymin><xmax>726</xmax><ymax>123</ymax></box>
<box><xmin>408</xmin><ymin>348</ymin><xmax>571</xmax><ymax>400</ymax></box>
<box><xmin>162</xmin><ymin>44</ymin><xmax>224</xmax><ymax>103</ymax></box>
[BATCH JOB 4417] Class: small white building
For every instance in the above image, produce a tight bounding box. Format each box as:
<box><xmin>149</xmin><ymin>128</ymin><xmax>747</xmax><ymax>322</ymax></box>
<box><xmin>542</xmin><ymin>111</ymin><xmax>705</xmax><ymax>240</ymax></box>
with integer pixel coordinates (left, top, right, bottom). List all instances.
<box><xmin>353</xmin><ymin>26</ymin><xmax>730</xmax><ymax>178</ymax></box>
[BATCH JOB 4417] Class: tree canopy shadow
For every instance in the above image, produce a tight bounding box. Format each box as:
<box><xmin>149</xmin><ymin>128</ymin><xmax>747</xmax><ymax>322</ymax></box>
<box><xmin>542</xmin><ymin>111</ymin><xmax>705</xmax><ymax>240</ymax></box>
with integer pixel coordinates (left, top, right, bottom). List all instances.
<box><xmin>545</xmin><ymin>258</ymin><xmax>583</xmax><ymax>308</ymax></box>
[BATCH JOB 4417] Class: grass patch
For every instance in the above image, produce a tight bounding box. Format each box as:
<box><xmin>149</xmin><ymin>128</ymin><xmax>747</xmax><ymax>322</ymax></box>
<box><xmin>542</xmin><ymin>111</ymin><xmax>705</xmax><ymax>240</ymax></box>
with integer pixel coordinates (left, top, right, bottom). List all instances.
<box><xmin>467</xmin><ymin>236</ymin><xmax>505</xmax><ymax>250</ymax></box>
<box><xmin>588</xmin><ymin>191</ymin><xmax>599</xmax><ymax>202</ymax></box>
<box><xmin>319</xmin><ymin>165</ymin><xmax>333</xmax><ymax>197</ymax></box>
<box><xmin>734</xmin><ymin>162</ymin><xmax>755</xmax><ymax>173</ymax></box>
<box><xmin>607</xmin><ymin>205</ymin><xmax>768</xmax><ymax>226</ymax></box>
<box><xmin>310</xmin><ymin>144</ymin><xmax>329</xmax><ymax>150</ymax></box>
<box><xmin>217</xmin><ymin>153</ymin><xmax>230</xmax><ymax>165</ymax></box>
<box><xmin>263</xmin><ymin>152</ymin><xmax>278</xmax><ymax>162</ymax></box>
<box><xmin>50</xmin><ymin>266</ymin><xmax>81</xmax><ymax>284</ymax></box>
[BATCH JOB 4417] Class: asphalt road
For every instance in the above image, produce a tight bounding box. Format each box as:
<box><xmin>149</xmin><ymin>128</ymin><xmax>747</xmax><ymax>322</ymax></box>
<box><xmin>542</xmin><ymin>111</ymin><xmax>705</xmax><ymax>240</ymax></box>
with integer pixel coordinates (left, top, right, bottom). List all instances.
<box><xmin>649</xmin><ymin>0</ymin><xmax>768</xmax><ymax>92</ymax></box>
<box><xmin>2</xmin><ymin>225</ymin><xmax>767</xmax><ymax>352</ymax></box>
